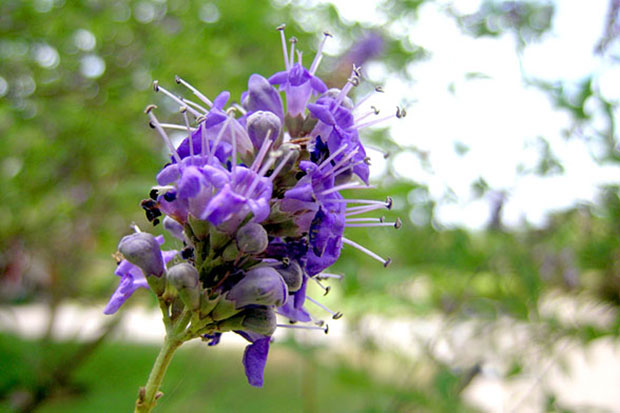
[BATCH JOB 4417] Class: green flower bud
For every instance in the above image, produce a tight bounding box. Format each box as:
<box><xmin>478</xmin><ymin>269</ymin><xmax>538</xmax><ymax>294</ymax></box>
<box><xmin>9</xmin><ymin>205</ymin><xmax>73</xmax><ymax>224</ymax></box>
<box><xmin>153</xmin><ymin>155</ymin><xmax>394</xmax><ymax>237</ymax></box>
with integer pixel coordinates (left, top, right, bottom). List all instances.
<box><xmin>236</xmin><ymin>223</ymin><xmax>268</xmax><ymax>255</ymax></box>
<box><xmin>273</xmin><ymin>261</ymin><xmax>303</xmax><ymax>292</ymax></box>
<box><xmin>217</xmin><ymin>306</ymin><xmax>276</xmax><ymax>336</ymax></box>
<box><xmin>167</xmin><ymin>263</ymin><xmax>200</xmax><ymax>310</ymax></box>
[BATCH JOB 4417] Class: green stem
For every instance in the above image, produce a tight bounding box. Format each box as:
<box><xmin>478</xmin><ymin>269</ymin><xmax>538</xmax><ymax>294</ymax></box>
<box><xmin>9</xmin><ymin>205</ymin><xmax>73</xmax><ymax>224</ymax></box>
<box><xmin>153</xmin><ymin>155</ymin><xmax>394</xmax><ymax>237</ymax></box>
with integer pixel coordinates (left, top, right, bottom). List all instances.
<box><xmin>134</xmin><ymin>335</ymin><xmax>181</xmax><ymax>413</ymax></box>
<box><xmin>134</xmin><ymin>310</ymin><xmax>193</xmax><ymax>413</ymax></box>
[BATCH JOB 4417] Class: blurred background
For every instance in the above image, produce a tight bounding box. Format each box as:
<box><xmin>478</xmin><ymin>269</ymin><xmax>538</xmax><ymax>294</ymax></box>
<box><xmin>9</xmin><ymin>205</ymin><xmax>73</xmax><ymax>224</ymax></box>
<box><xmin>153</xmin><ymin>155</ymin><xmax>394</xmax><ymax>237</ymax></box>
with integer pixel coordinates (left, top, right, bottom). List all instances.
<box><xmin>1</xmin><ymin>0</ymin><xmax>619</xmax><ymax>411</ymax></box>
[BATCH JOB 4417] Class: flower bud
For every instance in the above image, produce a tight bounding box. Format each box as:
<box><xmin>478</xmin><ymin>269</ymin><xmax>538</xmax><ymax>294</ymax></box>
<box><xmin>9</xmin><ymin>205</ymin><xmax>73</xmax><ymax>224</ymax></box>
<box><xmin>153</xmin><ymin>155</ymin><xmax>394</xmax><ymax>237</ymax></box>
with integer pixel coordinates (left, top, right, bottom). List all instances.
<box><xmin>273</xmin><ymin>260</ymin><xmax>303</xmax><ymax>292</ymax></box>
<box><xmin>236</xmin><ymin>223</ymin><xmax>268</xmax><ymax>255</ymax></box>
<box><xmin>246</xmin><ymin>110</ymin><xmax>282</xmax><ymax>150</ymax></box>
<box><xmin>245</xmin><ymin>74</ymin><xmax>284</xmax><ymax>121</ymax></box>
<box><xmin>167</xmin><ymin>263</ymin><xmax>200</xmax><ymax>310</ymax></box>
<box><xmin>227</xmin><ymin>267</ymin><xmax>288</xmax><ymax>308</ymax></box>
<box><xmin>217</xmin><ymin>306</ymin><xmax>277</xmax><ymax>336</ymax></box>
<box><xmin>118</xmin><ymin>232</ymin><xmax>165</xmax><ymax>277</ymax></box>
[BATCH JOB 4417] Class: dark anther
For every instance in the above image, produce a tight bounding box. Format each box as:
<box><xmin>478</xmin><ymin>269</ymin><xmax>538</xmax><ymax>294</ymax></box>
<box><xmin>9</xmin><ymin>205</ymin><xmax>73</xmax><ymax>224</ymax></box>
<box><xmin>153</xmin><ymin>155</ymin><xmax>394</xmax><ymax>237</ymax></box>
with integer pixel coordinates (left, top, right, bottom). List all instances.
<box><xmin>396</xmin><ymin>106</ymin><xmax>407</xmax><ymax>118</ymax></box>
<box><xmin>323</xmin><ymin>31</ymin><xmax>333</xmax><ymax>37</ymax></box>
<box><xmin>181</xmin><ymin>247</ymin><xmax>194</xmax><ymax>259</ymax></box>
<box><xmin>375</xmin><ymin>86</ymin><xmax>384</xmax><ymax>93</ymax></box>
<box><xmin>276</xmin><ymin>24</ymin><xmax>286</xmax><ymax>31</ymax></box>
<box><xmin>383</xmin><ymin>258</ymin><xmax>392</xmax><ymax>268</ymax></box>
<box><xmin>148</xmin><ymin>121</ymin><xmax>155</xmax><ymax>129</ymax></box>
<box><xmin>324</xmin><ymin>286</ymin><xmax>331</xmax><ymax>296</ymax></box>
<box><xmin>371</xmin><ymin>105</ymin><xmax>379</xmax><ymax>115</ymax></box>
<box><xmin>152</xmin><ymin>81</ymin><xmax>159</xmax><ymax>92</ymax></box>
<box><xmin>380</xmin><ymin>216</ymin><xmax>385</xmax><ymax>223</ymax></box>
<box><xmin>353</xmin><ymin>64</ymin><xmax>362</xmax><ymax>77</ymax></box>
<box><xmin>315</xmin><ymin>320</ymin><xmax>324</xmax><ymax>327</ymax></box>
<box><xmin>196</xmin><ymin>115</ymin><xmax>206</xmax><ymax>123</ymax></box>
<box><xmin>179</xmin><ymin>106</ymin><xmax>188</xmax><ymax>113</ymax></box>
<box><xmin>289</xmin><ymin>36</ymin><xmax>298</xmax><ymax>43</ymax></box>
<box><xmin>163</xmin><ymin>192</ymin><xmax>177</xmax><ymax>202</ymax></box>
<box><xmin>394</xmin><ymin>217</ymin><xmax>402</xmax><ymax>229</ymax></box>
<box><xmin>332</xmin><ymin>312</ymin><xmax>343</xmax><ymax>320</ymax></box>
<box><xmin>385</xmin><ymin>196</ymin><xmax>393</xmax><ymax>209</ymax></box>
<box><xmin>149</xmin><ymin>189</ymin><xmax>159</xmax><ymax>200</ymax></box>
<box><xmin>175</xmin><ymin>75</ymin><xmax>181</xmax><ymax>84</ymax></box>
<box><xmin>152</xmin><ymin>218</ymin><xmax>160</xmax><ymax>226</ymax></box>
<box><xmin>141</xmin><ymin>199</ymin><xmax>157</xmax><ymax>208</ymax></box>
<box><xmin>364</xmin><ymin>156</ymin><xmax>371</xmax><ymax>165</ymax></box>
<box><xmin>324</xmin><ymin>324</ymin><xmax>329</xmax><ymax>334</ymax></box>
<box><xmin>144</xmin><ymin>104</ymin><xmax>157</xmax><ymax>114</ymax></box>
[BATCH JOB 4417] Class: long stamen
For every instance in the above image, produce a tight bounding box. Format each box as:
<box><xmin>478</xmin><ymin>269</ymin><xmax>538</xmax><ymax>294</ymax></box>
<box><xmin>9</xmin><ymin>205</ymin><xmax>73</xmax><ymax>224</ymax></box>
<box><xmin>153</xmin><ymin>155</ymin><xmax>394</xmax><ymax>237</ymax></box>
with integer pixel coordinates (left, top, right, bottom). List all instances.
<box><xmin>175</xmin><ymin>75</ymin><xmax>214</xmax><ymax>108</ymax></box>
<box><xmin>354</xmin><ymin>106</ymin><xmax>380</xmax><ymax>123</ymax></box>
<box><xmin>346</xmin><ymin>217</ymin><xmax>385</xmax><ymax>222</ymax></box>
<box><xmin>153</xmin><ymin>81</ymin><xmax>202</xmax><ymax>117</ymax></box>
<box><xmin>180</xmin><ymin>107</ymin><xmax>194</xmax><ymax>161</ymax></box>
<box><xmin>312</xmin><ymin>277</ymin><xmax>331</xmax><ymax>296</ymax></box>
<box><xmin>269</xmin><ymin>150</ymin><xmax>294</xmax><ymax>182</ymax></box>
<box><xmin>208</xmin><ymin>116</ymin><xmax>232</xmax><ymax>164</ymax></box>
<box><xmin>289</xmin><ymin>36</ymin><xmax>297</xmax><ymax>68</ymax></box>
<box><xmin>306</xmin><ymin>296</ymin><xmax>343</xmax><ymax>319</ymax></box>
<box><xmin>182</xmin><ymin>98</ymin><xmax>210</xmax><ymax>114</ymax></box>
<box><xmin>232</xmin><ymin>103</ymin><xmax>247</xmax><ymax>115</ymax></box>
<box><xmin>319</xmin><ymin>182</ymin><xmax>375</xmax><ymax>197</ymax></box>
<box><xmin>158</xmin><ymin>123</ymin><xmax>197</xmax><ymax>132</ymax></box>
<box><xmin>316</xmin><ymin>272</ymin><xmax>343</xmax><ymax>280</ymax></box>
<box><xmin>327</xmin><ymin>147</ymin><xmax>360</xmax><ymax>172</ymax></box>
<box><xmin>346</xmin><ymin>218</ymin><xmax>402</xmax><ymax>229</ymax></box>
<box><xmin>352</xmin><ymin>85</ymin><xmax>384</xmax><ymax>112</ymax></box>
<box><xmin>345</xmin><ymin>204</ymin><xmax>389</xmax><ymax>216</ymax></box>
<box><xmin>145</xmin><ymin>105</ymin><xmax>182</xmax><ymax>163</ymax></box>
<box><xmin>318</xmin><ymin>144</ymin><xmax>350</xmax><ymax>170</ymax></box>
<box><xmin>310</xmin><ymin>31</ymin><xmax>332</xmax><ymax>75</ymax></box>
<box><xmin>333</xmin><ymin>197</ymin><xmax>393</xmax><ymax>207</ymax></box>
<box><xmin>200</xmin><ymin>121</ymin><xmax>209</xmax><ymax>158</ymax></box>
<box><xmin>251</xmin><ymin>130</ymin><xmax>273</xmax><ymax>172</ymax></box>
<box><xmin>245</xmin><ymin>156</ymin><xmax>275</xmax><ymax>197</ymax></box>
<box><xmin>342</xmin><ymin>237</ymin><xmax>391</xmax><ymax>267</ymax></box>
<box><xmin>351</xmin><ymin>106</ymin><xmax>406</xmax><ymax>131</ymax></box>
<box><xmin>276</xmin><ymin>24</ymin><xmax>290</xmax><ymax>70</ymax></box>
<box><xmin>276</xmin><ymin>323</ymin><xmax>329</xmax><ymax>334</ymax></box>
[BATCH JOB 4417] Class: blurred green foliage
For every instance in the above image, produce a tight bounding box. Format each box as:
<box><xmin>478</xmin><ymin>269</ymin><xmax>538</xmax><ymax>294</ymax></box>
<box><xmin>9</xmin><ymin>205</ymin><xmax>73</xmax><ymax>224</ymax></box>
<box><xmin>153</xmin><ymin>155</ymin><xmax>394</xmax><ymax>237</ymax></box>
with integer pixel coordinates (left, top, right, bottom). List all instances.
<box><xmin>1</xmin><ymin>0</ymin><xmax>620</xmax><ymax>412</ymax></box>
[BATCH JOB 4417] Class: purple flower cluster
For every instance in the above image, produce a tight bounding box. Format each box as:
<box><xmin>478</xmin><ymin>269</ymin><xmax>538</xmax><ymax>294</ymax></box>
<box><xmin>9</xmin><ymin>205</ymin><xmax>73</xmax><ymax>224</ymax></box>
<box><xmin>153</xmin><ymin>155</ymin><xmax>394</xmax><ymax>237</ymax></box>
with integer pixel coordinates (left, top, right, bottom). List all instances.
<box><xmin>106</xmin><ymin>26</ymin><xmax>402</xmax><ymax>387</ymax></box>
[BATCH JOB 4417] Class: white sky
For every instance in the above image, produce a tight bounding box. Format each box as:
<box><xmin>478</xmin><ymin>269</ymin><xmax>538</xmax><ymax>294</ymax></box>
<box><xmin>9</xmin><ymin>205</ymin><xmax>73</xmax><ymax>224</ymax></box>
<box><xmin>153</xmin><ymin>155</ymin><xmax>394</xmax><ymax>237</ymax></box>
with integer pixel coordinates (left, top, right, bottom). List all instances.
<box><xmin>321</xmin><ymin>0</ymin><xmax>620</xmax><ymax>229</ymax></box>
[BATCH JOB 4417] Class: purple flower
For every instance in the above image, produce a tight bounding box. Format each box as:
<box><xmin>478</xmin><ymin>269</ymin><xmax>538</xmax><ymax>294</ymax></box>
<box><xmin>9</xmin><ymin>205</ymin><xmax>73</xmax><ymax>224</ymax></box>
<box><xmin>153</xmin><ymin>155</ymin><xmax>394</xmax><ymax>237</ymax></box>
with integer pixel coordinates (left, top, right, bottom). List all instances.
<box><xmin>202</xmin><ymin>166</ymin><xmax>272</xmax><ymax>232</ymax></box>
<box><xmin>104</xmin><ymin>235</ymin><xmax>177</xmax><ymax>314</ymax></box>
<box><xmin>237</xmin><ymin>331</ymin><xmax>271</xmax><ymax>387</ymax></box>
<box><xmin>269</xmin><ymin>63</ymin><xmax>327</xmax><ymax>117</ymax></box>
<box><xmin>242</xmin><ymin>74</ymin><xmax>285</xmax><ymax>122</ymax></box>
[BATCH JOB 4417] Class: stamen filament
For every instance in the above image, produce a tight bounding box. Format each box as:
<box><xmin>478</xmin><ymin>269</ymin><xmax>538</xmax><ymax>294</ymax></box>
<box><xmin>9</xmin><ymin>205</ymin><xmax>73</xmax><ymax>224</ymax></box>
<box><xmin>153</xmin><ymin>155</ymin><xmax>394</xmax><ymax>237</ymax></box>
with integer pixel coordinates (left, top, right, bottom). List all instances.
<box><xmin>251</xmin><ymin>130</ymin><xmax>273</xmax><ymax>172</ymax></box>
<box><xmin>269</xmin><ymin>150</ymin><xmax>294</xmax><ymax>182</ymax></box>
<box><xmin>158</xmin><ymin>123</ymin><xmax>197</xmax><ymax>132</ymax></box>
<box><xmin>319</xmin><ymin>182</ymin><xmax>374</xmax><ymax>197</ymax></box>
<box><xmin>200</xmin><ymin>121</ymin><xmax>209</xmax><ymax>158</ymax></box>
<box><xmin>146</xmin><ymin>108</ymin><xmax>182</xmax><ymax>163</ymax></box>
<box><xmin>354</xmin><ymin>107</ymin><xmax>380</xmax><ymax>124</ymax></box>
<box><xmin>345</xmin><ymin>204</ymin><xmax>388</xmax><ymax>216</ymax></box>
<box><xmin>306</xmin><ymin>296</ymin><xmax>343</xmax><ymax>319</ymax></box>
<box><xmin>316</xmin><ymin>272</ymin><xmax>343</xmax><ymax>280</ymax></box>
<box><xmin>318</xmin><ymin>144</ymin><xmax>349</xmax><ymax>170</ymax></box>
<box><xmin>208</xmin><ymin>116</ymin><xmax>232</xmax><ymax>164</ymax></box>
<box><xmin>342</xmin><ymin>237</ymin><xmax>391</xmax><ymax>267</ymax></box>
<box><xmin>175</xmin><ymin>75</ymin><xmax>214</xmax><ymax>108</ymax></box>
<box><xmin>351</xmin><ymin>113</ymin><xmax>395</xmax><ymax>131</ymax></box>
<box><xmin>310</xmin><ymin>32</ymin><xmax>331</xmax><ymax>75</ymax></box>
<box><xmin>313</xmin><ymin>278</ymin><xmax>331</xmax><ymax>296</ymax></box>
<box><xmin>180</xmin><ymin>108</ymin><xmax>194</xmax><ymax>160</ymax></box>
<box><xmin>277</xmin><ymin>24</ymin><xmax>290</xmax><ymax>70</ymax></box>
<box><xmin>345</xmin><ymin>221</ymin><xmax>401</xmax><ymax>228</ymax></box>
<box><xmin>289</xmin><ymin>37</ymin><xmax>297</xmax><ymax>69</ymax></box>
<box><xmin>153</xmin><ymin>82</ymin><xmax>202</xmax><ymax>117</ymax></box>
<box><xmin>276</xmin><ymin>323</ymin><xmax>329</xmax><ymax>334</ymax></box>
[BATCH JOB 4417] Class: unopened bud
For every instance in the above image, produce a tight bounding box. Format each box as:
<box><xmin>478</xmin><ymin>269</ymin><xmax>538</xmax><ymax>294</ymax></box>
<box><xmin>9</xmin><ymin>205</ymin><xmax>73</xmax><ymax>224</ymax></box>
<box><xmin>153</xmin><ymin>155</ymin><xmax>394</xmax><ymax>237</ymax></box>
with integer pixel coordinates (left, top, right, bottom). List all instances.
<box><xmin>236</xmin><ymin>223</ymin><xmax>268</xmax><ymax>255</ymax></box>
<box><xmin>167</xmin><ymin>263</ymin><xmax>200</xmax><ymax>310</ymax></box>
<box><xmin>217</xmin><ymin>306</ymin><xmax>277</xmax><ymax>336</ymax></box>
<box><xmin>227</xmin><ymin>267</ymin><xmax>288</xmax><ymax>308</ymax></box>
<box><xmin>273</xmin><ymin>260</ymin><xmax>303</xmax><ymax>292</ymax></box>
<box><xmin>118</xmin><ymin>232</ymin><xmax>164</xmax><ymax>277</ymax></box>
<box><xmin>246</xmin><ymin>110</ymin><xmax>282</xmax><ymax>150</ymax></box>
<box><xmin>245</xmin><ymin>74</ymin><xmax>284</xmax><ymax>121</ymax></box>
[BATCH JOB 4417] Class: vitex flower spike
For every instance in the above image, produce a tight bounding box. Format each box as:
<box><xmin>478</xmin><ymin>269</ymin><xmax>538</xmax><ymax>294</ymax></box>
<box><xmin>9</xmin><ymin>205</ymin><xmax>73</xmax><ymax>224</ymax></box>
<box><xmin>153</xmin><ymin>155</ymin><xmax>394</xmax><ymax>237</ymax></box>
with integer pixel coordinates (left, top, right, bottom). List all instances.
<box><xmin>106</xmin><ymin>26</ymin><xmax>403</xmax><ymax>412</ymax></box>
